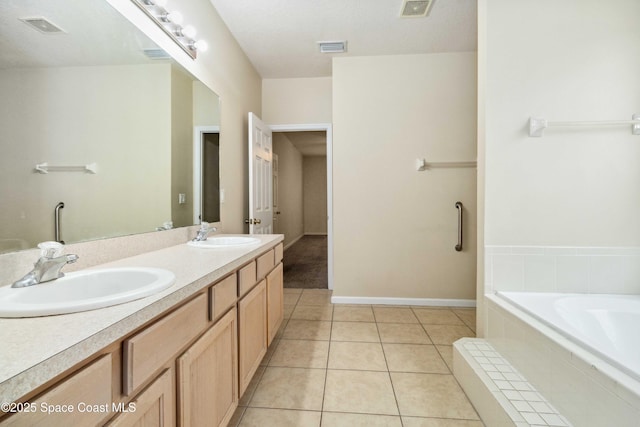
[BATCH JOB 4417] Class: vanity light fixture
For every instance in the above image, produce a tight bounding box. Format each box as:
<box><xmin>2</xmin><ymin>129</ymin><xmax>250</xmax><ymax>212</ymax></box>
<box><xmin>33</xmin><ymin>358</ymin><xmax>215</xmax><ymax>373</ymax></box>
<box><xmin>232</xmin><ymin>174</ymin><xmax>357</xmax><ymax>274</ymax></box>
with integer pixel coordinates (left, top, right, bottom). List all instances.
<box><xmin>131</xmin><ymin>0</ymin><xmax>207</xmax><ymax>59</ymax></box>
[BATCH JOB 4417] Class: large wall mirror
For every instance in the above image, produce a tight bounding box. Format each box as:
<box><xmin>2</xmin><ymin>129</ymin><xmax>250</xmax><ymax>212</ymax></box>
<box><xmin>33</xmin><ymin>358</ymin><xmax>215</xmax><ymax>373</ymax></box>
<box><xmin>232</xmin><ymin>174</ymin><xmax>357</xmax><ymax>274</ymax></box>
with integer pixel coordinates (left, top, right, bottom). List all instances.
<box><xmin>0</xmin><ymin>0</ymin><xmax>221</xmax><ymax>254</ymax></box>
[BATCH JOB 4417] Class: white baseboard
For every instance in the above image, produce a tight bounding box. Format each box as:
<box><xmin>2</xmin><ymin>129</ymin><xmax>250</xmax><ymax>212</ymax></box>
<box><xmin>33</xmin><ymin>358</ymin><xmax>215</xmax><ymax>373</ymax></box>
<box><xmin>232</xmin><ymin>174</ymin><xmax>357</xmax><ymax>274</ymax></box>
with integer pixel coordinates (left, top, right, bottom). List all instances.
<box><xmin>283</xmin><ymin>234</ymin><xmax>304</xmax><ymax>251</ymax></box>
<box><xmin>330</xmin><ymin>296</ymin><xmax>476</xmax><ymax>308</ymax></box>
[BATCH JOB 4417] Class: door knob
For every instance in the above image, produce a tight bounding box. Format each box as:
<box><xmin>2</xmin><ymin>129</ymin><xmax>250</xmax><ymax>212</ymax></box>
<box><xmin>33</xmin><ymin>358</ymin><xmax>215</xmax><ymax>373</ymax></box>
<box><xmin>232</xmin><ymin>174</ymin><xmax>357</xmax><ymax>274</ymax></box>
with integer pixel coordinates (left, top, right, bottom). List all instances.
<box><xmin>254</xmin><ymin>218</ymin><xmax>262</xmax><ymax>224</ymax></box>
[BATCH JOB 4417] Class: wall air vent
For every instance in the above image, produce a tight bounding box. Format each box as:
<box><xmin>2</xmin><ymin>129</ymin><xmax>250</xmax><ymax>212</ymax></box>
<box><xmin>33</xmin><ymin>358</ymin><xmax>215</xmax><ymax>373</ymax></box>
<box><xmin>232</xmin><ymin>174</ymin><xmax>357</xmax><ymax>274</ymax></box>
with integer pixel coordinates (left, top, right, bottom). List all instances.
<box><xmin>400</xmin><ymin>0</ymin><xmax>434</xmax><ymax>18</ymax></box>
<box><xmin>20</xmin><ymin>17</ymin><xmax>65</xmax><ymax>34</ymax></box>
<box><xmin>317</xmin><ymin>41</ymin><xmax>347</xmax><ymax>54</ymax></box>
<box><xmin>143</xmin><ymin>48</ymin><xmax>171</xmax><ymax>59</ymax></box>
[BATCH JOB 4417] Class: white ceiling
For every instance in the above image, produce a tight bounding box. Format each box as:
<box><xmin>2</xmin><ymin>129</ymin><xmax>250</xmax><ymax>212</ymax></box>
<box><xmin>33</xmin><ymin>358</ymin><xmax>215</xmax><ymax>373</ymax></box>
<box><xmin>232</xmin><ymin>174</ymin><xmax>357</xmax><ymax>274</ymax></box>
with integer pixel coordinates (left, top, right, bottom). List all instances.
<box><xmin>209</xmin><ymin>0</ymin><xmax>477</xmax><ymax>78</ymax></box>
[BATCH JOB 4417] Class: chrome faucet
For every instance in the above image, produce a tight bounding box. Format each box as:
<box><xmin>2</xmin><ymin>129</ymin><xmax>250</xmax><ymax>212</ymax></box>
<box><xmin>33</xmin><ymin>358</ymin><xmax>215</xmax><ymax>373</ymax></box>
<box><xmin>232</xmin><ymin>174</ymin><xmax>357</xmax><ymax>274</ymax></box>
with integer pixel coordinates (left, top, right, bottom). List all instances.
<box><xmin>192</xmin><ymin>222</ymin><xmax>217</xmax><ymax>242</ymax></box>
<box><xmin>11</xmin><ymin>252</ymin><xmax>79</xmax><ymax>288</ymax></box>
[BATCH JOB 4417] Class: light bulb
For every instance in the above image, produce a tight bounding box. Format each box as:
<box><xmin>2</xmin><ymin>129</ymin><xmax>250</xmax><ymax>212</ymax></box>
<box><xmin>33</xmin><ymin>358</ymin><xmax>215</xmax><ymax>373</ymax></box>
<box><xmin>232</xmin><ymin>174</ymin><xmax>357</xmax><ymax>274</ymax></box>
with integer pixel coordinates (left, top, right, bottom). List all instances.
<box><xmin>181</xmin><ymin>25</ymin><xmax>196</xmax><ymax>39</ymax></box>
<box><xmin>167</xmin><ymin>10</ymin><xmax>183</xmax><ymax>25</ymax></box>
<box><xmin>155</xmin><ymin>0</ymin><xmax>168</xmax><ymax>7</ymax></box>
<box><xmin>194</xmin><ymin>40</ymin><xmax>208</xmax><ymax>52</ymax></box>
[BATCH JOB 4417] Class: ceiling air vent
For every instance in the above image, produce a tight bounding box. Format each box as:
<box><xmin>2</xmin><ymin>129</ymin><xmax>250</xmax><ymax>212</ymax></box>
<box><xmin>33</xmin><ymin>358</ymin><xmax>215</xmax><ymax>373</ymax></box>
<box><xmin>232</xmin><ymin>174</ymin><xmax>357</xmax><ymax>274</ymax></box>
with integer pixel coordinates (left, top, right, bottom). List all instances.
<box><xmin>20</xmin><ymin>17</ymin><xmax>65</xmax><ymax>34</ymax></box>
<box><xmin>400</xmin><ymin>0</ymin><xmax>434</xmax><ymax>18</ymax></box>
<box><xmin>143</xmin><ymin>48</ymin><xmax>171</xmax><ymax>60</ymax></box>
<box><xmin>317</xmin><ymin>41</ymin><xmax>347</xmax><ymax>54</ymax></box>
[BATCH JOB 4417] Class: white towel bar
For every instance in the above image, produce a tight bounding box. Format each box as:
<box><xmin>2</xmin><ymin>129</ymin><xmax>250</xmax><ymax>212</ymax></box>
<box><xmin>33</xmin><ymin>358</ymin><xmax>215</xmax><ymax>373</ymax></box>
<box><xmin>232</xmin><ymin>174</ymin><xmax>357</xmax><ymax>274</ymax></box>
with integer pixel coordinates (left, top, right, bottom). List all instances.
<box><xmin>416</xmin><ymin>158</ymin><xmax>477</xmax><ymax>171</ymax></box>
<box><xmin>529</xmin><ymin>114</ymin><xmax>640</xmax><ymax>137</ymax></box>
<box><xmin>35</xmin><ymin>162</ymin><xmax>98</xmax><ymax>174</ymax></box>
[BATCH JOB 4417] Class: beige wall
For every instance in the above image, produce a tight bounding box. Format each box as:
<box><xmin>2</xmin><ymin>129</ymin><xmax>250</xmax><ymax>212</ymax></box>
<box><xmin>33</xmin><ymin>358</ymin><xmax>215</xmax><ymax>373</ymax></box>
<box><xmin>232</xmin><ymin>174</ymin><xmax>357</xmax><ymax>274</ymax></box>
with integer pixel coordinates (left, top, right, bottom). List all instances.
<box><xmin>303</xmin><ymin>156</ymin><xmax>328</xmax><ymax>235</ymax></box>
<box><xmin>479</xmin><ymin>0</ymin><xmax>640</xmax><ymax>334</ymax></box>
<box><xmin>107</xmin><ymin>0</ymin><xmax>262</xmax><ymax>234</ymax></box>
<box><xmin>171</xmin><ymin>66</ymin><xmax>195</xmax><ymax>228</ymax></box>
<box><xmin>262</xmin><ymin>77</ymin><xmax>332</xmax><ymax>124</ymax></box>
<box><xmin>0</xmin><ymin>64</ymin><xmax>172</xmax><ymax>247</ymax></box>
<box><xmin>333</xmin><ymin>53</ymin><xmax>477</xmax><ymax>300</ymax></box>
<box><xmin>272</xmin><ymin>134</ymin><xmax>304</xmax><ymax>247</ymax></box>
<box><xmin>483</xmin><ymin>0</ymin><xmax>640</xmax><ymax>248</ymax></box>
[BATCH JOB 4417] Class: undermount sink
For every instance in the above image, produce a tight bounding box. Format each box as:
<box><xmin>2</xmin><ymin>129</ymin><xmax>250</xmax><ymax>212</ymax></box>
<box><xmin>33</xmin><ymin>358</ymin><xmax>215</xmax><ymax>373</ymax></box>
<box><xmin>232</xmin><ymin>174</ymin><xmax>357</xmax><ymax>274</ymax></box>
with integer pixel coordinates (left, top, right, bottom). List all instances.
<box><xmin>188</xmin><ymin>236</ymin><xmax>261</xmax><ymax>248</ymax></box>
<box><xmin>0</xmin><ymin>267</ymin><xmax>175</xmax><ymax>318</ymax></box>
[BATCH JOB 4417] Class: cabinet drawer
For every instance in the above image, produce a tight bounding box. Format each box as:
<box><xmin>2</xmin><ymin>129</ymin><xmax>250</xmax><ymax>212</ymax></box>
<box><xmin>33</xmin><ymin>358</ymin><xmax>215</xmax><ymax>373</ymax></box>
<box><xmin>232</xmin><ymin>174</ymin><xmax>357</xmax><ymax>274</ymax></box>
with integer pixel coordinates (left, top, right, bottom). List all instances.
<box><xmin>256</xmin><ymin>250</ymin><xmax>275</xmax><ymax>281</ymax></box>
<box><xmin>210</xmin><ymin>274</ymin><xmax>237</xmax><ymax>321</ymax></box>
<box><xmin>0</xmin><ymin>355</ymin><xmax>112</xmax><ymax>427</ymax></box>
<box><xmin>123</xmin><ymin>293</ymin><xmax>208</xmax><ymax>396</ymax></box>
<box><xmin>238</xmin><ymin>261</ymin><xmax>257</xmax><ymax>297</ymax></box>
<box><xmin>275</xmin><ymin>242</ymin><xmax>284</xmax><ymax>264</ymax></box>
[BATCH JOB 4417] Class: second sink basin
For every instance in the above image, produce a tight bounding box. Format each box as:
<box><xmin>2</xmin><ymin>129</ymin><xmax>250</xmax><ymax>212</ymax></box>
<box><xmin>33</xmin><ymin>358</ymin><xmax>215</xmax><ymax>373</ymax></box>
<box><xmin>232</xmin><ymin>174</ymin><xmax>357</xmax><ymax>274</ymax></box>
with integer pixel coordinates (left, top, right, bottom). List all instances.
<box><xmin>0</xmin><ymin>267</ymin><xmax>175</xmax><ymax>318</ymax></box>
<box><xmin>188</xmin><ymin>236</ymin><xmax>261</xmax><ymax>248</ymax></box>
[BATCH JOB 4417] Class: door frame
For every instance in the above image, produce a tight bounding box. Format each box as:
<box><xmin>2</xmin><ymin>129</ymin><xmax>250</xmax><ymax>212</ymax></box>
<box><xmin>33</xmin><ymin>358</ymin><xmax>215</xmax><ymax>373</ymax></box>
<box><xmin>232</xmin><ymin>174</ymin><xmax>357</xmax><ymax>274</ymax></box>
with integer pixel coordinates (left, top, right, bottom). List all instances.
<box><xmin>193</xmin><ymin>125</ymin><xmax>220</xmax><ymax>225</ymax></box>
<box><xmin>269</xmin><ymin>123</ymin><xmax>334</xmax><ymax>290</ymax></box>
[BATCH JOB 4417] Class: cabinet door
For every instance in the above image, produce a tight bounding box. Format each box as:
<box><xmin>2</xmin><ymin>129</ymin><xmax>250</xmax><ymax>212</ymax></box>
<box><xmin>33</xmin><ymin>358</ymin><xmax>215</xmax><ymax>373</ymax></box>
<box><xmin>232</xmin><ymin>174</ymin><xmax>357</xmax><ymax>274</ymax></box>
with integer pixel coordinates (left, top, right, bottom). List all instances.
<box><xmin>0</xmin><ymin>354</ymin><xmax>112</xmax><ymax>427</ymax></box>
<box><xmin>176</xmin><ymin>308</ymin><xmax>238</xmax><ymax>427</ymax></box>
<box><xmin>266</xmin><ymin>263</ymin><xmax>284</xmax><ymax>346</ymax></box>
<box><xmin>107</xmin><ymin>368</ymin><xmax>174</xmax><ymax>427</ymax></box>
<box><xmin>238</xmin><ymin>280</ymin><xmax>267</xmax><ymax>396</ymax></box>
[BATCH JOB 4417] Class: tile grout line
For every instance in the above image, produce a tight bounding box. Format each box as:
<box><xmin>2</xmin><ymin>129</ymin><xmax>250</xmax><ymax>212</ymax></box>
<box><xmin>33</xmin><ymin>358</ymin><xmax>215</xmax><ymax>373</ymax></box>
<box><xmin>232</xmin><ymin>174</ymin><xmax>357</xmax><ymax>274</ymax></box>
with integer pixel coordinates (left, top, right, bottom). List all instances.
<box><xmin>374</xmin><ymin>308</ymin><xmax>405</xmax><ymax>426</ymax></box>
<box><xmin>319</xmin><ymin>302</ymin><xmax>335</xmax><ymax>426</ymax></box>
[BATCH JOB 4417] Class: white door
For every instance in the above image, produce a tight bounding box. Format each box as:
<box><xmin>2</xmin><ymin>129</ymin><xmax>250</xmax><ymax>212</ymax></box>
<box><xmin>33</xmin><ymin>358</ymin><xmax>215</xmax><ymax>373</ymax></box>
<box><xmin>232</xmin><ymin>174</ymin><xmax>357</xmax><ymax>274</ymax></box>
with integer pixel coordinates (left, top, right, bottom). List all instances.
<box><xmin>248</xmin><ymin>113</ymin><xmax>273</xmax><ymax>234</ymax></box>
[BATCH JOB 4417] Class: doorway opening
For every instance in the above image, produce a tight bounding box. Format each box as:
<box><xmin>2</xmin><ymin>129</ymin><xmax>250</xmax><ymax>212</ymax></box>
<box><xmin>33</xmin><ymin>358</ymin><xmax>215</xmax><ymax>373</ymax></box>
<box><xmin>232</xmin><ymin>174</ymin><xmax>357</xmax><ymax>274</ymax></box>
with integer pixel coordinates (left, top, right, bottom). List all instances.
<box><xmin>270</xmin><ymin>124</ymin><xmax>333</xmax><ymax>290</ymax></box>
<box><xmin>193</xmin><ymin>126</ymin><xmax>221</xmax><ymax>225</ymax></box>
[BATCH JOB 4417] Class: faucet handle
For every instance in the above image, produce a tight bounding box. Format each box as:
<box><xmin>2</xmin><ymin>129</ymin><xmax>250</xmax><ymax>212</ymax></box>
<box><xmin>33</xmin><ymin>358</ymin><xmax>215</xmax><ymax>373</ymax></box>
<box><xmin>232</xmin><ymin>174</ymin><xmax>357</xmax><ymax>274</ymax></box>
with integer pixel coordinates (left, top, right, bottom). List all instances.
<box><xmin>37</xmin><ymin>241</ymin><xmax>64</xmax><ymax>258</ymax></box>
<box><xmin>200</xmin><ymin>221</ymin><xmax>209</xmax><ymax>231</ymax></box>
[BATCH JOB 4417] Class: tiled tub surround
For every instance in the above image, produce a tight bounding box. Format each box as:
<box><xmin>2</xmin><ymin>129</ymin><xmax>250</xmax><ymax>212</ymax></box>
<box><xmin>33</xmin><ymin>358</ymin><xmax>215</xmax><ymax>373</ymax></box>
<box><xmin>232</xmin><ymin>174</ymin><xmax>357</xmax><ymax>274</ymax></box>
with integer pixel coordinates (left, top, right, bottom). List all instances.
<box><xmin>0</xmin><ymin>233</ymin><xmax>283</xmax><ymax>404</ymax></box>
<box><xmin>485</xmin><ymin>246</ymin><xmax>640</xmax><ymax>294</ymax></box>
<box><xmin>454</xmin><ymin>338</ymin><xmax>571</xmax><ymax>427</ymax></box>
<box><xmin>485</xmin><ymin>294</ymin><xmax>640</xmax><ymax>426</ymax></box>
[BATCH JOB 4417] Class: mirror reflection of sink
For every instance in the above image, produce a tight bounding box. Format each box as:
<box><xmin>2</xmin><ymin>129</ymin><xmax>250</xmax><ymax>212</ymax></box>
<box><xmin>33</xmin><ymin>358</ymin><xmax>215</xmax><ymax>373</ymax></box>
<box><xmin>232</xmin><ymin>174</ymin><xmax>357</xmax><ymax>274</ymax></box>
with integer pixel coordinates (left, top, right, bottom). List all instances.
<box><xmin>0</xmin><ymin>267</ymin><xmax>175</xmax><ymax>318</ymax></box>
<box><xmin>188</xmin><ymin>236</ymin><xmax>261</xmax><ymax>248</ymax></box>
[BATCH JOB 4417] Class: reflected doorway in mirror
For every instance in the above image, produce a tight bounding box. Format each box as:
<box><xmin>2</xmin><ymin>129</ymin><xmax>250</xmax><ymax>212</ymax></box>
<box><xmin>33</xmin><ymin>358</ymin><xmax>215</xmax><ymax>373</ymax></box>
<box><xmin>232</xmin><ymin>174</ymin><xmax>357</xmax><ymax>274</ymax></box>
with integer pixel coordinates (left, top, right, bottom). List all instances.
<box><xmin>193</xmin><ymin>126</ymin><xmax>221</xmax><ymax>225</ymax></box>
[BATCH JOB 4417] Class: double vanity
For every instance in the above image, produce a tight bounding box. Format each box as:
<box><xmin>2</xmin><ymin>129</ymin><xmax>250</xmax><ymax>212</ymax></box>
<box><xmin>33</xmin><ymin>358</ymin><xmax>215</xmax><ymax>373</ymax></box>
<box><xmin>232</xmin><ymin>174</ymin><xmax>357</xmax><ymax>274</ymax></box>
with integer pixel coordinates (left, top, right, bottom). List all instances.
<box><xmin>0</xmin><ymin>234</ymin><xmax>284</xmax><ymax>426</ymax></box>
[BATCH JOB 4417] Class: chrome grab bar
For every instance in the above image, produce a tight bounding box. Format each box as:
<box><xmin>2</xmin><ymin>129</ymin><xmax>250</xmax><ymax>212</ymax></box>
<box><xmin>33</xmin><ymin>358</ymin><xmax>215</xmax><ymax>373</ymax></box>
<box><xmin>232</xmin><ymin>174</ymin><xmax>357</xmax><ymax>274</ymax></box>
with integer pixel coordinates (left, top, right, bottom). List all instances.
<box><xmin>455</xmin><ymin>201</ymin><xmax>463</xmax><ymax>252</ymax></box>
<box><xmin>55</xmin><ymin>202</ymin><xmax>65</xmax><ymax>244</ymax></box>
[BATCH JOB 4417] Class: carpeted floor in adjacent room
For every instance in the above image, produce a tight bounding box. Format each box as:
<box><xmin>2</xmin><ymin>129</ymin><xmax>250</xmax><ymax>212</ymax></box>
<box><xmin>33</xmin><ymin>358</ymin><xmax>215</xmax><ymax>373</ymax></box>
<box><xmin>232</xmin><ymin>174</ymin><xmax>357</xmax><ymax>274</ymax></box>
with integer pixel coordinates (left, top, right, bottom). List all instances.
<box><xmin>283</xmin><ymin>235</ymin><xmax>327</xmax><ymax>289</ymax></box>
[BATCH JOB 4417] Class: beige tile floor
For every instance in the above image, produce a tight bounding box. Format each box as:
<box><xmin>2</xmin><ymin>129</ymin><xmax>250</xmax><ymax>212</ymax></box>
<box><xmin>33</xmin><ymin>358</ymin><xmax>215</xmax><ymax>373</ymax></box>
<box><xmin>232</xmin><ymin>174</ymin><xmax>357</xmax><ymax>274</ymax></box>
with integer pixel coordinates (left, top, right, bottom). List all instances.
<box><xmin>230</xmin><ymin>289</ymin><xmax>483</xmax><ymax>427</ymax></box>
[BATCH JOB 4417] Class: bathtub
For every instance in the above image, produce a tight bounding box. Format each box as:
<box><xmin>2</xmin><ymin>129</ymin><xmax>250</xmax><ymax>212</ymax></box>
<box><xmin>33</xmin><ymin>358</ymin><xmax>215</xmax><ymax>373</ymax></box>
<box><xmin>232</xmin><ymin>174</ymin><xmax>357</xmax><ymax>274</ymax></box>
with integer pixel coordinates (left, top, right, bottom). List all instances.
<box><xmin>497</xmin><ymin>292</ymin><xmax>640</xmax><ymax>382</ymax></box>
<box><xmin>486</xmin><ymin>292</ymin><xmax>640</xmax><ymax>426</ymax></box>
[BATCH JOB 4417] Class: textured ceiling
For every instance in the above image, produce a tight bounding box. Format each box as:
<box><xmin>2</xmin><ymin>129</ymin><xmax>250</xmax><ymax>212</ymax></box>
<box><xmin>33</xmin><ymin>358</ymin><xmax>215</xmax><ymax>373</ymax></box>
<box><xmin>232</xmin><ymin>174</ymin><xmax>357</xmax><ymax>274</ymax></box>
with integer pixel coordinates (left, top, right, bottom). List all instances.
<box><xmin>209</xmin><ymin>0</ymin><xmax>477</xmax><ymax>78</ymax></box>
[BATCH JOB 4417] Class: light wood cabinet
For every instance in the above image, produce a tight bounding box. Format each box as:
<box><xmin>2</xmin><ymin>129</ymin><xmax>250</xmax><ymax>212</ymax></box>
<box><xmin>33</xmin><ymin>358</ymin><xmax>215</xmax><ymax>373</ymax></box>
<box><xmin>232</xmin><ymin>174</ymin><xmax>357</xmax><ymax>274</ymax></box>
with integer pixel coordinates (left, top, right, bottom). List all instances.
<box><xmin>123</xmin><ymin>294</ymin><xmax>208</xmax><ymax>396</ymax></box>
<box><xmin>238</xmin><ymin>280</ymin><xmax>267</xmax><ymax>396</ymax></box>
<box><xmin>176</xmin><ymin>308</ymin><xmax>238</xmax><ymax>427</ymax></box>
<box><xmin>107</xmin><ymin>368</ymin><xmax>174</xmax><ymax>427</ymax></box>
<box><xmin>1</xmin><ymin>242</ymin><xmax>284</xmax><ymax>427</ymax></box>
<box><xmin>256</xmin><ymin>250</ymin><xmax>275</xmax><ymax>281</ymax></box>
<box><xmin>0</xmin><ymin>354</ymin><xmax>112</xmax><ymax>427</ymax></box>
<box><xmin>238</xmin><ymin>261</ymin><xmax>257</xmax><ymax>297</ymax></box>
<box><xmin>209</xmin><ymin>274</ymin><xmax>237</xmax><ymax>321</ymax></box>
<box><xmin>266</xmin><ymin>263</ymin><xmax>284</xmax><ymax>346</ymax></box>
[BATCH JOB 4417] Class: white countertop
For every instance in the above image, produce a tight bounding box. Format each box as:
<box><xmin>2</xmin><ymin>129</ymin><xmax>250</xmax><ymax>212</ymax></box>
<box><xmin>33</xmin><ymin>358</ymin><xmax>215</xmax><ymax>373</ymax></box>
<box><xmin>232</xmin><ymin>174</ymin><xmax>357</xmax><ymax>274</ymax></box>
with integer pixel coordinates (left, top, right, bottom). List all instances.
<box><xmin>0</xmin><ymin>234</ymin><xmax>283</xmax><ymax>403</ymax></box>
